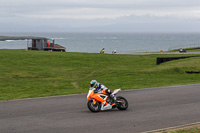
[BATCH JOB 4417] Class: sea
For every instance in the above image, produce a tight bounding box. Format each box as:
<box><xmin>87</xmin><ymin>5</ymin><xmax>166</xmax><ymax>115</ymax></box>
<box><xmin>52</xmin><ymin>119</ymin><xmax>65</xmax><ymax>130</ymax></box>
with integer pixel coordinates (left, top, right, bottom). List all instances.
<box><xmin>1</xmin><ymin>32</ymin><xmax>200</xmax><ymax>54</ymax></box>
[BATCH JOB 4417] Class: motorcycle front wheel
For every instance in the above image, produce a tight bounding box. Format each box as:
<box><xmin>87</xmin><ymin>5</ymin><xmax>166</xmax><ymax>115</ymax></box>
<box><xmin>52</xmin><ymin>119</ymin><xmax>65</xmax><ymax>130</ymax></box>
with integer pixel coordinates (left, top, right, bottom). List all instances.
<box><xmin>116</xmin><ymin>96</ymin><xmax>128</xmax><ymax>110</ymax></box>
<box><xmin>87</xmin><ymin>99</ymin><xmax>101</xmax><ymax>112</ymax></box>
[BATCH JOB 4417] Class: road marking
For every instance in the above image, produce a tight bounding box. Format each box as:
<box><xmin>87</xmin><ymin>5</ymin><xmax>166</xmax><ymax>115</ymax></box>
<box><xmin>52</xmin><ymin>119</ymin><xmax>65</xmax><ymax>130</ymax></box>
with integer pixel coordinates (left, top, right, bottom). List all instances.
<box><xmin>142</xmin><ymin>121</ymin><xmax>200</xmax><ymax>133</ymax></box>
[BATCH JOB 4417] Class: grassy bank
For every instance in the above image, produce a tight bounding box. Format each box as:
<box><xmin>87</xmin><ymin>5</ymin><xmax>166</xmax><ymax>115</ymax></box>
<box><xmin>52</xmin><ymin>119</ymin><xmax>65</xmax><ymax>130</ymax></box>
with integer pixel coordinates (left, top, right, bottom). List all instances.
<box><xmin>169</xmin><ymin>128</ymin><xmax>200</xmax><ymax>133</ymax></box>
<box><xmin>169</xmin><ymin>47</ymin><xmax>200</xmax><ymax>52</ymax></box>
<box><xmin>0</xmin><ymin>50</ymin><xmax>200</xmax><ymax>100</ymax></box>
<box><xmin>159</xmin><ymin>127</ymin><xmax>200</xmax><ymax>133</ymax></box>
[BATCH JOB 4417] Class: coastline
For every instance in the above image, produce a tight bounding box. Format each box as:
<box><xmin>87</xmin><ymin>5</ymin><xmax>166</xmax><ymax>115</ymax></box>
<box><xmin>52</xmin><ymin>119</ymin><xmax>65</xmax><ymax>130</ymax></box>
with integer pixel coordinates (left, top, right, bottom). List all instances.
<box><xmin>1</xmin><ymin>32</ymin><xmax>200</xmax><ymax>53</ymax></box>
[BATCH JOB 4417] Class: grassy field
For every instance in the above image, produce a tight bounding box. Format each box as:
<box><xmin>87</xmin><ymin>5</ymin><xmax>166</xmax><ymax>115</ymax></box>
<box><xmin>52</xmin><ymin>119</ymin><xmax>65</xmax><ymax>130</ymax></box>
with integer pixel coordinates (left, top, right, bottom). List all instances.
<box><xmin>0</xmin><ymin>50</ymin><xmax>200</xmax><ymax>100</ymax></box>
<box><xmin>162</xmin><ymin>128</ymin><xmax>200</xmax><ymax>133</ymax></box>
<box><xmin>169</xmin><ymin>47</ymin><xmax>200</xmax><ymax>52</ymax></box>
<box><xmin>170</xmin><ymin>129</ymin><xmax>200</xmax><ymax>133</ymax></box>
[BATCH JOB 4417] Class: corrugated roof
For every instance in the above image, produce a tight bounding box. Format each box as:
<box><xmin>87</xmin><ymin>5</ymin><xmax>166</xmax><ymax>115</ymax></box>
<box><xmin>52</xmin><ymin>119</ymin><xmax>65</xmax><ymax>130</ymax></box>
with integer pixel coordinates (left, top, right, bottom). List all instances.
<box><xmin>54</xmin><ymin>44</ymin><xmax>66</xmax><ymax>49</ymax></box>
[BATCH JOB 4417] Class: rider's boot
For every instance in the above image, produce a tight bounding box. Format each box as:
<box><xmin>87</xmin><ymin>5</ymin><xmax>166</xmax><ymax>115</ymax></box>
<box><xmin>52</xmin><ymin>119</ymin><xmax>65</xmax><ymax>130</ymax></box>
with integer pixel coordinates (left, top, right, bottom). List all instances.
<box><xmin>106</xmin><ymin>89</ymin><xmax>116</xmax><ymax>103</ymax></box>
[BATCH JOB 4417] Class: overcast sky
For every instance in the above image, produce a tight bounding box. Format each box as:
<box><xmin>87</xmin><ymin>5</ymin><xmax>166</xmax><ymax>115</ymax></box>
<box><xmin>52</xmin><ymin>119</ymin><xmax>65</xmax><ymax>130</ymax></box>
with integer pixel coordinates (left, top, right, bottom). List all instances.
<box><xmin>0</xmin><ymin>0</ymin><xmax>200</xmax><ymax>32</ymax></box>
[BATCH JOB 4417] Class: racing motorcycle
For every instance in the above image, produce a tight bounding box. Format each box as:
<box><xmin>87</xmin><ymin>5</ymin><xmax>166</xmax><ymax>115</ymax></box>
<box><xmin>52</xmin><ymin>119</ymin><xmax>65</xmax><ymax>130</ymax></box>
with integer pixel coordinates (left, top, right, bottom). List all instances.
<box><xmin>87</xmin><ymin>88</ymin><xmax>128</xmax><ymax>112</ymax></box>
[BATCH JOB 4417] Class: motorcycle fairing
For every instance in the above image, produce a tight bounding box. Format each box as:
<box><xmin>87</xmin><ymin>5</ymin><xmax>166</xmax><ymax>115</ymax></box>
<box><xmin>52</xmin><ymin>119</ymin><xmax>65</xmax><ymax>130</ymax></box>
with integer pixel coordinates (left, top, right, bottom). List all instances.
<box><xmin>87</xmin><ymin>88</ymin><xmax>123</xmax><ymax>111</ymax></box>
<box><xmin>112</xmin><ymin>89</ymin><xmax>121</xmax><ymax>95</ymax></box>
<box><xmin>92</xmin><ymin>93</ymin><xmax>113</xmax><ymax>110</ymax></box>
<box><xmin>101</xmin><ymin>102</ymin><xmax>112</xmax><ymax>110</ymax></box>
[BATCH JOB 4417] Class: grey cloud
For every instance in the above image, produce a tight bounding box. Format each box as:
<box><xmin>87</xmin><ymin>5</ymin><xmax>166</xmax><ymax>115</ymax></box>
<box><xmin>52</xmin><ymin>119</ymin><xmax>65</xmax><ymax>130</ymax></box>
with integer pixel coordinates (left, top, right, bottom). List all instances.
<box><xmin>1</xmin><ymin>0</ymin><xmax>200</xmax><ymax>32</ymax></box>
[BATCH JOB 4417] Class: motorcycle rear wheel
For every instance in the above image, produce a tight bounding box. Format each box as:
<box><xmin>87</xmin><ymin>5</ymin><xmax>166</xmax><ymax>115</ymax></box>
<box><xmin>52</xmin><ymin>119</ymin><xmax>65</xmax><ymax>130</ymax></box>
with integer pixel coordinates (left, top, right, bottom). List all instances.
<box><xmin>87</xmin><ymin>99</ymin><xmax>101</xmax><ymax>112</ymax></box>
<box><xmin>116</xmin><ymin>96</ymin><xmax>128</xmax><ymax>110</ymax></box>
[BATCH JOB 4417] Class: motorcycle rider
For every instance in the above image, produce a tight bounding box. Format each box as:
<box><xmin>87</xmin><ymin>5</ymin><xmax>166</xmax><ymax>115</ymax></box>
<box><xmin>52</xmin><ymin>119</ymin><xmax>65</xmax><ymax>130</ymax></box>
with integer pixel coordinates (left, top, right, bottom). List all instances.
<box><xmin>90</xmin><ymin>80</ymin><xmax>116</xmax><ymax>101</ymax></box>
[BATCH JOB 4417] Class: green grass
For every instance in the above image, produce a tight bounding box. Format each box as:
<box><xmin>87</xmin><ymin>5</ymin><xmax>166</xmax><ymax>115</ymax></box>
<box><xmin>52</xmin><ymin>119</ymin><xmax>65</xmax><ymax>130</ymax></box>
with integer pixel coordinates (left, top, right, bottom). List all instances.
<box><xmin>169</xmin><ymin>47</ymin><xmax>200</xmax><ymax>52</ymax></box>
<box><xmin>0</xmin><ymin>50</ymin><xmax>200</xmax><ymax>100</ymax></box>
<box><xmin>186</xmin><ymin>48</ymin><xmax>200</xmax><ymax>52</ymax></box>
<box><xmin>168</xmin><ymin>128</ymin><xmax>200</xmax><ymax>133</ymax></box>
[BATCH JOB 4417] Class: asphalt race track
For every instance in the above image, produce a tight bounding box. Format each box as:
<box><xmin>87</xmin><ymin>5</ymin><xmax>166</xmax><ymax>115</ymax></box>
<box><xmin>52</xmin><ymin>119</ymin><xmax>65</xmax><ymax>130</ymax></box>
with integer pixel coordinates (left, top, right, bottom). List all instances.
<box><xmin>1</xmin><ymin>84</ymin><xmax>200</xmax><ymax>133</ymax></box>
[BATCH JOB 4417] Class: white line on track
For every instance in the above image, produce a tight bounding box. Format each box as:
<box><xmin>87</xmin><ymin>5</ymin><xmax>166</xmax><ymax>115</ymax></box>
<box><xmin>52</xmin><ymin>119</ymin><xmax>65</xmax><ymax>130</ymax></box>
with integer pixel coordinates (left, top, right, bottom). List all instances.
<box><xmin>141</xmin><ymin>121</ymin><xmax>200</xmax><ymax>133</ymax></box>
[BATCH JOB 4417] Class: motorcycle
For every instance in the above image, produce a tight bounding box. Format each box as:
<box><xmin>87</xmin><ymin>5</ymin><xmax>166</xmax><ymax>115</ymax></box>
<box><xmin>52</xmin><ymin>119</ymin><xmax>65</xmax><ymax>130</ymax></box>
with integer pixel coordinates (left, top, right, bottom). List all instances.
<box><xmin>87</xmin><ymin>88</ymin><xmax>128</xmax><ymax>112</ymax></box>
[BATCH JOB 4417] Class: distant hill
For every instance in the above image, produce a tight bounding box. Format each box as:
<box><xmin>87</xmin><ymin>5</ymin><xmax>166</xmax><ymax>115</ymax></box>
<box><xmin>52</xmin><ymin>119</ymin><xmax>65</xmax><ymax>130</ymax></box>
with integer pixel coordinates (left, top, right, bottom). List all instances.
<box><xmin>0</xmin><ymin>36</ymin><xmax>48</xmax><ymax>41</ymax></box>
